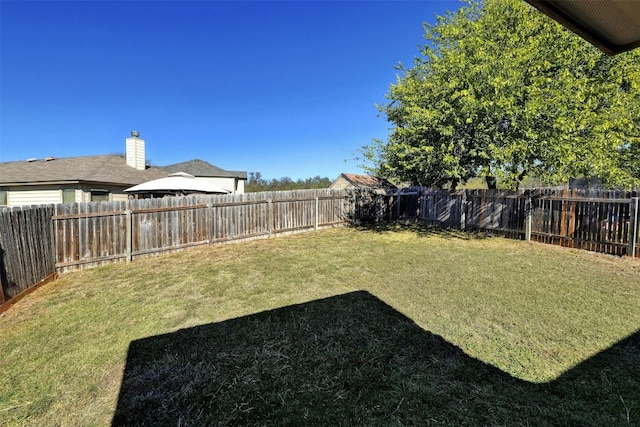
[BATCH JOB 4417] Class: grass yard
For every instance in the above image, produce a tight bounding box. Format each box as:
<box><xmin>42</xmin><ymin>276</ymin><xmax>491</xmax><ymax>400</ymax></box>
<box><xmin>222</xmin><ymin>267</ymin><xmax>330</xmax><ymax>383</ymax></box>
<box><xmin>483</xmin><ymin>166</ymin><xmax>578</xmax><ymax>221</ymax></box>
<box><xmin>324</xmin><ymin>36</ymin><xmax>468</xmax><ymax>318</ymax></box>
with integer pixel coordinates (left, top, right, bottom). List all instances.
<box><xmin>1</xmin><ymin>225</ymin><xmax>639</xmax><ymax>426</ymax></box>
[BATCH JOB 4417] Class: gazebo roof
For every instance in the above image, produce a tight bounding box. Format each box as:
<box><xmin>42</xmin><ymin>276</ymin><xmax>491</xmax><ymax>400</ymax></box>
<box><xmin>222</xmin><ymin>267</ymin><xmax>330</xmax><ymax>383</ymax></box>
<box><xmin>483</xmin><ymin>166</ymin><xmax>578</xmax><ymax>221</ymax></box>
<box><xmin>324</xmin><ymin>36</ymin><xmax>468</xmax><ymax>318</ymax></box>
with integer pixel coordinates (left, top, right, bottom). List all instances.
<box><xmin>125</xmin><ymin>172</ymin><xmax>230</xmax><ymax>195</ymax></box>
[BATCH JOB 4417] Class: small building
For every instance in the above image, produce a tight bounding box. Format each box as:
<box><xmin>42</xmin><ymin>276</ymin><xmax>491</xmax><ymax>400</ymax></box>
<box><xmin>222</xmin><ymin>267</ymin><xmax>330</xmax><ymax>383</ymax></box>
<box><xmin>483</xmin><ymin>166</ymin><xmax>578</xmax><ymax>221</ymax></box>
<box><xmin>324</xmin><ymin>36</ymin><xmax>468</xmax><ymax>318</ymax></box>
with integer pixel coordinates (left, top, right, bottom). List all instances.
<box><xmin>329</xmin><ymin>173</ymin><xmax>397</xmax><ymax>192</ymax></box>
<box><xmin>163</xmin><ymin>159</ymin><xmax>246</xmax><ymax>194</ymax></box>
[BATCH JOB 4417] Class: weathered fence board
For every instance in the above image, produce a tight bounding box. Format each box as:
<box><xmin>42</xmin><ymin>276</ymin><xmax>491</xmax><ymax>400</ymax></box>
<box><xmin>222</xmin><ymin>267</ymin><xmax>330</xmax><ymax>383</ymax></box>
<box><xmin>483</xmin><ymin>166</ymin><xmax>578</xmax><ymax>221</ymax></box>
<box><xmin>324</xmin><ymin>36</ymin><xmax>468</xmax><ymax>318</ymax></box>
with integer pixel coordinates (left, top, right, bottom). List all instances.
<box><xmin>464</xmin><ymin>190</ymin><xmax>527</xmax><ymax>238</ymax></box>
<box><xmin>0</xmin><ymin>205</ymin><xmax>56</xmax><ymax>306</ymax></box>
<box><xmin>530</xmin><ymin>194</ymin><xmax>635</xmax><ymax>256</ymax></box>
<box><xmin>50</xmin><ymin>189</ymin><xmax>350</xmax><ymax>271</ymax></box>
<box><xmin>367</xmin><ymin>188</ymin><xmax>639</xmax><ymax>258</ymax></box>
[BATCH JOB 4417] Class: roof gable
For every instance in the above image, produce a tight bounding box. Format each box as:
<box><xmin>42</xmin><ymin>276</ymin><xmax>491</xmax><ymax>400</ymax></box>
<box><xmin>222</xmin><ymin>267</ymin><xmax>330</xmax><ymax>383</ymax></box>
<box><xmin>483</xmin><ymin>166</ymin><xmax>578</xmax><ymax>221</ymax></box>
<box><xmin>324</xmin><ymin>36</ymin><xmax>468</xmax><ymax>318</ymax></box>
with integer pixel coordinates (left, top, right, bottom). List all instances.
<box><xmin>163</xmin><ymin>159</ymin><xmax>247</xmax><ymax>179</ymax></box>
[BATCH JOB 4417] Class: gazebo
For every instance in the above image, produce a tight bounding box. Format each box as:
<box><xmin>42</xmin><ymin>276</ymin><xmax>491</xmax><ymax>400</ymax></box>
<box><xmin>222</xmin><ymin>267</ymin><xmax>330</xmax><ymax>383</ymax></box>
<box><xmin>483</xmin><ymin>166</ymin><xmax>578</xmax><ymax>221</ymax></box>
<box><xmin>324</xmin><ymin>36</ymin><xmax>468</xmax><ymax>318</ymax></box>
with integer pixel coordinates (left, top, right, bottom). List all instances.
<box><xmin>124</xmin><ymin>172</ymin><xmax>230</xmax><ymax>198</ymax></box>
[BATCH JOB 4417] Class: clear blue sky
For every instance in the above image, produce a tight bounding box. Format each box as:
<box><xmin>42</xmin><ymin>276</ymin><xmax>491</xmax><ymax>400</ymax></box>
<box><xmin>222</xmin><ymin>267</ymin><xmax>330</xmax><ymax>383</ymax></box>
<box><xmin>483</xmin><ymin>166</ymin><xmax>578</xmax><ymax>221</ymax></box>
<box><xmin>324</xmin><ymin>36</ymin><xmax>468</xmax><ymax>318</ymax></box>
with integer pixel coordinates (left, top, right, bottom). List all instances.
<box><xmin>1</xmin><ymin>0</ymin><xmax>462</xmax><ymax>180</ymax></box>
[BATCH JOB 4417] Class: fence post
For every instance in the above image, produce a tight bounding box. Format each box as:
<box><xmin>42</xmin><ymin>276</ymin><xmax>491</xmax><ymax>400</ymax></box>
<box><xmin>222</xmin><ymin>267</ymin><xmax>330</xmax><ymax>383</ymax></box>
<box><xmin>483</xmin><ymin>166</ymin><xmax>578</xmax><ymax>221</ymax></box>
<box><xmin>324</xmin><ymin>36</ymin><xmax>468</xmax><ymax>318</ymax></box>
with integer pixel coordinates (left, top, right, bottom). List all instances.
<box><xmin>0</xmin><ymin>228</ymin><xmax>6</xmax><ymax>304</ymax></box>
<box><xmin>206</xmin><ymin>203</ymin><xmax>213</xmax><ymax>244</ymax></box>
<box><xmin>525</xmin><ymin>196</ymin><xmax>532</xmax><ymax>241</ymax></box>
<box><xmin>460</xmin><ymin>192</ymin><xmax>466</xmax><ymax>231</ymax></box>
<box><xmin>560</xmin><ymin>188</ymin><xmax>568</xmax><ymax>247</ymax></box>
<box><xmin>125</xmin><ymin>202</ymin><xmax>133</xmax><ymax>262</ymax></box>
<box><xmin>267</xmin><ymin>199</ymin><xmax>273</xmax><ymax>237</ymax></box>
<box><xmin>314</xmin><ymin>196</ymin><xmax>319</xmax><ymax>231</ymax></box>
<box><xmin>628</xmin><ymin>197</ymin><xmax>639</xmax><ymax>258</ymax></box>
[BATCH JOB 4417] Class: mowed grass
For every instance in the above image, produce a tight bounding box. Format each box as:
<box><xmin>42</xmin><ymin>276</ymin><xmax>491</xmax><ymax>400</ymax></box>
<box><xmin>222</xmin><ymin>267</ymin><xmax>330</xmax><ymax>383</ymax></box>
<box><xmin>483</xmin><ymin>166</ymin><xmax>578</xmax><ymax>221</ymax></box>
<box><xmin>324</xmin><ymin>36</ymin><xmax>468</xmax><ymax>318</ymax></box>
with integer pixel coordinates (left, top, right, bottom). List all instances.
<box><xmin>1</xmin><ymin>225</ymin><xmax>639</xmax><ymax>425</ymax></box>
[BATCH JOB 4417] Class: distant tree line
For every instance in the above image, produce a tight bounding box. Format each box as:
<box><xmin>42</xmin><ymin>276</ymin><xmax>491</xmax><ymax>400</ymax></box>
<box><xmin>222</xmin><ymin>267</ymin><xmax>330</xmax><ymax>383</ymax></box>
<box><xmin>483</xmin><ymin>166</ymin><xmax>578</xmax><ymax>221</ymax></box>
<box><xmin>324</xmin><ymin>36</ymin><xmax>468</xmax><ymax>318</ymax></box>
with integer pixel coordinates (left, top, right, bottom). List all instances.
<box><xmin>245</xmin><ymin>172</ymin><xmax>332</xmax><ymax>192</ymax></box>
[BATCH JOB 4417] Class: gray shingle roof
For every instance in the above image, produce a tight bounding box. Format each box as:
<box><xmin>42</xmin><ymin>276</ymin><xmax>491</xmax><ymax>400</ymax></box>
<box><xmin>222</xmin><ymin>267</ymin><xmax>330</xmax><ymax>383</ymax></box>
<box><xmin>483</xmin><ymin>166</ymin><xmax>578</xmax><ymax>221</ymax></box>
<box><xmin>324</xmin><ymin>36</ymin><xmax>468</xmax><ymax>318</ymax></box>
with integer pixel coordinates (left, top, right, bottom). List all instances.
<box><xmin>163</xmin><ymin>159</ymin><xmax>247</xmax><ymax>179</ymax></box>
<box><xmin>0</xmin><ymin>155</ymin><xmax>169</xmax><ymax>186</ymax></box>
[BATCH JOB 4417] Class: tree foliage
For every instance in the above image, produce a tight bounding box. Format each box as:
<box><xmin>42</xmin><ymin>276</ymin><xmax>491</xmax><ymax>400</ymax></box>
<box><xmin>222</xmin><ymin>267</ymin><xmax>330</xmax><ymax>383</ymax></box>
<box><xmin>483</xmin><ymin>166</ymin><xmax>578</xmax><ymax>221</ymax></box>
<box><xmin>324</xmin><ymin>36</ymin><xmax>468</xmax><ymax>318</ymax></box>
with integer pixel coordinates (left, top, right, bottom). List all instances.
<box><xmin>246</xmin><ymin>172</ymin><xmax>332</xmax><ymax>192</ymax></box>
<box><xmin>364</xmin><ymin>0</ymin><xmax>640</xmax><ymax>189</ymax></box>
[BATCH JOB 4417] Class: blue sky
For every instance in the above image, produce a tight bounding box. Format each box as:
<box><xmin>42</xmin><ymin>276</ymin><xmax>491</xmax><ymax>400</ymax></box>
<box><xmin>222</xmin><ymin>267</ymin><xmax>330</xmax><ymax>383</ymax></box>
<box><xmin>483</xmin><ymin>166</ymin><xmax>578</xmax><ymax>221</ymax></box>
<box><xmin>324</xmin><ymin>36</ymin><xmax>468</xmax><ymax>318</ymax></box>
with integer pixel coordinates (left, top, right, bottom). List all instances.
<box><xmin>1</xmin><ymin>0</ymin><xmax>462</xmax><ymax>180</ymax></box>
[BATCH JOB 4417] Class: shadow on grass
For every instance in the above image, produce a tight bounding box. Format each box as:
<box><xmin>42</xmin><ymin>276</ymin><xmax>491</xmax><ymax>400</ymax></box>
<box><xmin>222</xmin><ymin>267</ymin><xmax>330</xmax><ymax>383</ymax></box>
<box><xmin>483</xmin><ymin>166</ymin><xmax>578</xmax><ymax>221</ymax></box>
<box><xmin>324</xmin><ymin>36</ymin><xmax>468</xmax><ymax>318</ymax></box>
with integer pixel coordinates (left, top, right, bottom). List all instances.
<box><xmin>112</xmin><ymin>291</ymin><xmax>639</xmax><ymax>426</ymax></box>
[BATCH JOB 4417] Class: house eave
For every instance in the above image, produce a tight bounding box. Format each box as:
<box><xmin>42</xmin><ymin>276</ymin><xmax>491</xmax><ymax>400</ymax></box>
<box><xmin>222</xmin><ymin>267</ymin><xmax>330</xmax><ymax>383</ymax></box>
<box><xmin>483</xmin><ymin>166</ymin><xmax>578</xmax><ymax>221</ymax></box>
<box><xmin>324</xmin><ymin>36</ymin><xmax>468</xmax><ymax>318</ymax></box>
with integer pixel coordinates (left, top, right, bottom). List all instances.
<box><xmin>525</xmin><ymin>0</ymin><xmax>640</xmax><ymax>55</ymax></box>
<box><xmin>0</xmin><ymin>180</ymin><xmax>131</xmax><ymax>188</ymax></box>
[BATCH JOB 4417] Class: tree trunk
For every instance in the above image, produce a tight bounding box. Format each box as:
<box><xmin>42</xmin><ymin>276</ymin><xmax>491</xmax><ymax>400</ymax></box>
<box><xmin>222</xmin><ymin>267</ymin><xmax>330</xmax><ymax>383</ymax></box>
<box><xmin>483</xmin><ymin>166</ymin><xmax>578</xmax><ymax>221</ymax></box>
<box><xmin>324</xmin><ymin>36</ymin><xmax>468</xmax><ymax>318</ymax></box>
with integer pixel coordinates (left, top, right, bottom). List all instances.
<box><xmin>485</xmin><ymin>176</ymin><xmax>497</xmax><ymax>190</ymax></box>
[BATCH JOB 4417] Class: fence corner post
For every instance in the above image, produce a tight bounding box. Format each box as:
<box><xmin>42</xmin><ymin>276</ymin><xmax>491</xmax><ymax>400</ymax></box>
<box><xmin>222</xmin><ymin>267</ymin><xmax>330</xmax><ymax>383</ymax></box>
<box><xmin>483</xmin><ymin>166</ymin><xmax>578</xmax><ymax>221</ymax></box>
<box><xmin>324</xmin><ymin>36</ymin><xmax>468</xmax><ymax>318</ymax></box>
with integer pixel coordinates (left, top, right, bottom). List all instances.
<box><xmin>628</xmin><ymin>197</ymin><xmax>639</xmax><ymax>257</ymax></box>
<box><xmin>525</xmin><ymin>196</ymin><xmax>532</xmax><ymax>241</ymax></box>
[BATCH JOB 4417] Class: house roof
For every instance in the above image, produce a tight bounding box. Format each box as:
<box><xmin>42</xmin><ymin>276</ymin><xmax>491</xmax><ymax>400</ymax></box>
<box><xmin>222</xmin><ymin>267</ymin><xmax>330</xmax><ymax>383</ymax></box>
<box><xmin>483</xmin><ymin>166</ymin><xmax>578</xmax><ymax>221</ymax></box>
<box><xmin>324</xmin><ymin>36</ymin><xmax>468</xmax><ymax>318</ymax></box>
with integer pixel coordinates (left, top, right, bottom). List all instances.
<box><xmin>0</xmin><ymin>155</ymin><xmax>168</xmax><ymax>187</ymax></box>
<box><xmin>525</xmin><ymin>0</ymin><xmax>640</xmax><ymax>55</ymax></box>
<box><xmin>334</xmin><ymin>173</ymin><xmax>397</xmax><ymax>189</ymax></box>
<box><xmin>163</xmin><ymin>159</ymin><xmax>247</xmax><ymax>179</ymax></box>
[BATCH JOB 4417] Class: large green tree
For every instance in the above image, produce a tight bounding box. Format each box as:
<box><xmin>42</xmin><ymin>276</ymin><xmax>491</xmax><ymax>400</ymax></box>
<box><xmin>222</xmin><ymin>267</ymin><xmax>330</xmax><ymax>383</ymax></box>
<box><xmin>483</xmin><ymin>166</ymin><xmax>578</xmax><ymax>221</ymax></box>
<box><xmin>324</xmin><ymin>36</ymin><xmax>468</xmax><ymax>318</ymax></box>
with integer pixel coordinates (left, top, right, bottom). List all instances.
<box><xmin>364</xmin><ymin>0</ymin><xmax>640</xmax><ymax>189</ymax></box>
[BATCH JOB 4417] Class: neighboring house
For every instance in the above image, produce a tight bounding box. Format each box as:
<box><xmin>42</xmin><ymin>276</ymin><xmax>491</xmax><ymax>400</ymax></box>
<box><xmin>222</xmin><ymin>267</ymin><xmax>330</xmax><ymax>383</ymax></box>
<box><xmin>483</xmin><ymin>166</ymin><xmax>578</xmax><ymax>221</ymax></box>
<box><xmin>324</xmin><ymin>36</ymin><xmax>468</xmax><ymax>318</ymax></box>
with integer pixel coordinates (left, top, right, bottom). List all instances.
<box><xmin>0</xmin><ymin>132</ymin><xmax>247</xmax><ymax>207</ymax></box>
<box><xmin>163</xmin><ymin>159</ymin><xmax>246</xmax><ymax>195</ymax></box>
<box><xmin>0</xmin><ymin>155</ymin><xmax>168</xmax><ymax>207</ymax></box>
<box><xmin>330</xmin><ymin>173</ymin><xmax>397</xmax><ymax>192</ymax></box>
<box><xmin>0</xmin><ymin>131</ymin><xmax>169</xmax><ymax>207</ymax></box>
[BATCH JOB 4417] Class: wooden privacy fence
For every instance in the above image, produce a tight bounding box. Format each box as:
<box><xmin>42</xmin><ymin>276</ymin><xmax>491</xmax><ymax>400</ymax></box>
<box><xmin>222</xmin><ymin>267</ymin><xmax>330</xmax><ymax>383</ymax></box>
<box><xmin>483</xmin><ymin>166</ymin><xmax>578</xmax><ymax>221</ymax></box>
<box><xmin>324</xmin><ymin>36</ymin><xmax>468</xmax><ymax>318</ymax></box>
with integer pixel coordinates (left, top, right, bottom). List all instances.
<box><xmin>352</xmin><ymin>188</ymin><xmax>466</xmax><ymax>229</ymax></box>
<box><xmin>2</xmin><ymin>187</ymin><xmax>639</xmax><ymax>311</ymax></box>
<box><xmin>0</xmin><ymin>205</ymin><xmax>56</xmax><ymax>311</ymax></box>
<box><xmin>388</xmin><ymin>188</ymin><xmax>640</xmax><ymax>258</ymax></box>
<box><xmin>53</xmin><ymin>189</ymin><xmax>349</xmax><ymax>272</ymax></box>
<box><xmin>529</xmin><ymin>192</ymin><xmax>638</xmax><ymax>256</ymax></box>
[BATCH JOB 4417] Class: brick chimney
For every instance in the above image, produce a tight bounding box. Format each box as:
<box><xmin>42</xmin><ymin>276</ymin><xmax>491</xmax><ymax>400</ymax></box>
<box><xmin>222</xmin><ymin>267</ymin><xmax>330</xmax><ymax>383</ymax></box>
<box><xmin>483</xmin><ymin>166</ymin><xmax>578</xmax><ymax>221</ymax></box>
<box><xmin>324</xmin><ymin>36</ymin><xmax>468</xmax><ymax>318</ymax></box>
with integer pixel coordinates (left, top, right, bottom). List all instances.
<box><xmin>126</xmin><ymin>130</ymin><xmax>146</xmax><ymax>170</ymax></box>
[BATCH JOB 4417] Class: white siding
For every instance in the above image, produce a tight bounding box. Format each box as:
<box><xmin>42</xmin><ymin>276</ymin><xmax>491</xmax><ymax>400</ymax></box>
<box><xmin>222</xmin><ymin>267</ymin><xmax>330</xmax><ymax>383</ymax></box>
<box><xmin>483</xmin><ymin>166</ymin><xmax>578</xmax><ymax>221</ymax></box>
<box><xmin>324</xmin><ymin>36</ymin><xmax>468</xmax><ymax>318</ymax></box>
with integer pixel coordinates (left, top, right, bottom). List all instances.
<box><xmin>236</xmin><ymin>179</ymin><xmax>245</xmax><ymax>194</ymax></box>
<box><xmin>6</xmin><ymin>185</ymin><xmax>130</xmax><ymax>206</ymax></box>
<box><xmin>8</xmin><ymin>189</ymin><xmax>62</xmax><ymax>207</ymax></box>
<box><xmin>198</xmin><ymin>177</ymin><xmax>243</xmax><ymax>194</ymax></box>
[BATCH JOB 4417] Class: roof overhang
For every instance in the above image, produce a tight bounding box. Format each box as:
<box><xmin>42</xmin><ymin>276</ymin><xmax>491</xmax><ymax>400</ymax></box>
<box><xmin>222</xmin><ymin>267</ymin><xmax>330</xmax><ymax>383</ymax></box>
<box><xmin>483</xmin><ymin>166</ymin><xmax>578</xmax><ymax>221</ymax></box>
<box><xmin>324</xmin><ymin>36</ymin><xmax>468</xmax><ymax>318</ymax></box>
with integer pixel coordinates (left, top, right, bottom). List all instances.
<box><xmin>0</xmin><ymin>180</ymin><xmax>139</xmax><ymax>188</ymax></box>
<box><xmin>525</xmin><ymin>0</ymin><xmax>640</xmax><ymax>55</ymax></box>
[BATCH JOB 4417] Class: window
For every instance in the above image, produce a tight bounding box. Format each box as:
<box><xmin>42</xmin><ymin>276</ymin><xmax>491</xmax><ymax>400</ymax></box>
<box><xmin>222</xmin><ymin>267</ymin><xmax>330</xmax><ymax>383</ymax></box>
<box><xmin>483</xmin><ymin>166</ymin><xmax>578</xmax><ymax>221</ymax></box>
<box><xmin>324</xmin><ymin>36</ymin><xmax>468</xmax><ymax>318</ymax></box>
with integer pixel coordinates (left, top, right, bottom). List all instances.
<box><xmin>62</xmin><ymin>189</ymin><xmax>76</xmax><ymax>204</ymax></box>
<box><xmin>0</xmin><ymin>190</ymin><xmax>6</xmax><ymax>206</ymax></box>
<box><xmin>90</xmin><ymin>190</ymin><xmax>109</xmax><ymax>202</ymax></box>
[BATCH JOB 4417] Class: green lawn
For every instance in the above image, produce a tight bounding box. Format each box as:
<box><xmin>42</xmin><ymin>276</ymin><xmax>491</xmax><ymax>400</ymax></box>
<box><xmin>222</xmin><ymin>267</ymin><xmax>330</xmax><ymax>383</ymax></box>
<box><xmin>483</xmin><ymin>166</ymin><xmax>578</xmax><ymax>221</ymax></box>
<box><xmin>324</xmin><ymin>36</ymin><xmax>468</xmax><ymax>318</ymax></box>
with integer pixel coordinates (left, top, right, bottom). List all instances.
<box><xmin>1</xmin><ymin>225</ymin><xmax>639</xmax><ymax>426</ymax></box>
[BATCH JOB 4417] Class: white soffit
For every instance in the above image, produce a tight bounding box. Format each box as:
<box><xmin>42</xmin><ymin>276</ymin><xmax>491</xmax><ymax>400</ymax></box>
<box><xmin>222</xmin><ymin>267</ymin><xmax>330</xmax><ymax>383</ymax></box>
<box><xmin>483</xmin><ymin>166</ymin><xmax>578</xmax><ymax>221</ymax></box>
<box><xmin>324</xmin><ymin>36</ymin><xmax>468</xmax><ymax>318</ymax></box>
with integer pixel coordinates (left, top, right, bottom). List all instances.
<box><xmin>526</xmin><ymin>0</ymin><xmax>640</xmax><ymax>55</ymax></box>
